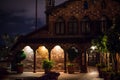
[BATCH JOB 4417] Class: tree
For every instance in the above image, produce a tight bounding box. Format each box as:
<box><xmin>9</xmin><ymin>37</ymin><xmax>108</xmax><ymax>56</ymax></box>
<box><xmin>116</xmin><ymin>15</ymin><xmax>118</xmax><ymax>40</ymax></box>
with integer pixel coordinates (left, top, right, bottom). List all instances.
<box><xmin>106</xmin><ymin>15</ymin><xmax>120</xmax><ymax>72</ymax></box>
<box><xmin>0</xmin><ymin>33</ymin><xmax>19</xmax><ymax>60</ymax></box>
<box><xmin>92</xmin><ymin>34</ymin><xmax>108</xmax><ymax>66</ymax></box>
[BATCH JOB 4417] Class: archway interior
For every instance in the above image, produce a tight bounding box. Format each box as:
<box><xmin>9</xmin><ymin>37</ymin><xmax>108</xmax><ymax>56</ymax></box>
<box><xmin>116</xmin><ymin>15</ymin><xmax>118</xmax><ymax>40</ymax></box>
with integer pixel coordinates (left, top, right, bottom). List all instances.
<box><xmin>22</xmin><ymin>46</ymin><xmax>34</xmax><ymax>71</ymax></box>
<box><xmin>36</xmin><ymin>46</ymin><xmax>49</xmax><ymax>71</ymax></box>
<box><xmin>51</xmin><ymin>45</ymin><xmax>64</xmax><ymax>72</ymax></box>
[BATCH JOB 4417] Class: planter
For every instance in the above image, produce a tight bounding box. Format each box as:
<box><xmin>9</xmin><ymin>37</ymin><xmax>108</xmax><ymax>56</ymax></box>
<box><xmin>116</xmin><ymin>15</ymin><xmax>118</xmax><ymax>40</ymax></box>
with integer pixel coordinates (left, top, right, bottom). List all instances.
<box><xmin>16</xmin><ymin>64</ymin><xmax>24</xmax><ymax>73</ymax></box>
<box><xmin>44</xmin><ymin>68</ymin><xmax>51</xmax><ymax>74</ymax></box>
<box><xmin>103</xmin><ymin>72</ymin><xmax>112</xmax><ymax>80</ymax></box>
<box><xmin>67</xmin><ymin>64</ymin><xmax>74</xmax><ymax>74</ymax></box>
<box><xmin>42</xmin><ymin>59</ymin><xmax>53</xmax><ymax>74</ymax></box>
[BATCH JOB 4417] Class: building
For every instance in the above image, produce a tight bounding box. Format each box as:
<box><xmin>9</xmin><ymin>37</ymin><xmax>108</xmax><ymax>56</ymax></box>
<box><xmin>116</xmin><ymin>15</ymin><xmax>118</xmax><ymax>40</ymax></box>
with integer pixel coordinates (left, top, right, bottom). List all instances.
<box><xmin>11</xmin><ymin>0</ymin><xmax>120</xmax><ymax>72</ymax></box>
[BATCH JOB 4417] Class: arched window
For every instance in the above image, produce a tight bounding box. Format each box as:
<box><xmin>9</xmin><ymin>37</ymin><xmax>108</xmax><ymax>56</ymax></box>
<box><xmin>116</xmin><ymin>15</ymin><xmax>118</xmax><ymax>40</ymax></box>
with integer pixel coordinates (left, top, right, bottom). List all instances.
<box><xmin>84</xmin><ymin>1</ymin><xmax>88</xmax><ymax>9</ymax></box>
<box><xmin>101</xmin><ymin>16</ymin><xmax>108</xmax><ymax>33</ymax></box>
<box><xmin>68</xmin><ymin>16</ymin><xmax>78</xmax><ymax>34</ymax></box>
<box><xmin>55</xmin><ymin>17</ymin><xmax>65</xmax><ymax>35</ymax></box>
<box><xmin>101</xmin><ymin>0</ymin><xmax>106</xmax><ymax>9</ymax></box>
<box><xmin>81</xmin><ymin>16</ymin><xmax>91</xmax><ymax>34</ymax></box>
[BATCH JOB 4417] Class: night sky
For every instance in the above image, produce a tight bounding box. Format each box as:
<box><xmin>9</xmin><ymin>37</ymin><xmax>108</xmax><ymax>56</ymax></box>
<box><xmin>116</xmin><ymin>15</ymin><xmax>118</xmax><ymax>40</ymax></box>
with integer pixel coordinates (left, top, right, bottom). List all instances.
<box><xmin>0</xmin><ymin>0</ymin><xmax>67</xmax><ymax>35</ymax></box>
<box><xmin>0</xmin><ymin>0</ymin><xmax>120</xmax><ymax>36</ymax></box>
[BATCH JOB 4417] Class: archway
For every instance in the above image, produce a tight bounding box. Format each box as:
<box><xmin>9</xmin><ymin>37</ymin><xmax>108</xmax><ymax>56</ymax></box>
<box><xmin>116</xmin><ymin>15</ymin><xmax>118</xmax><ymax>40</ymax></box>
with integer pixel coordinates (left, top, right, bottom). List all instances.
<box><xmin>22</xmin><ymin>46</ymin><xmax>34</xmax><ymax>71</ymax></box>
<box><xmin>67</xmin><ymin>46</ymin><xmax>80</xmax><ymax>72</ymax></box>
<box><xmin>36</xmin><ymin>46</ymin><xmax>49</xmax><ymax>71</ymax></box>
<box><xmin>51</xmin><ymin>45</ymin><xmax>64</xmax><ymax>72</ymax></box>
<box><xmin>87</xmin><ymin>46</ymin><xmax>99</xmax><ymax>66</ymax></box>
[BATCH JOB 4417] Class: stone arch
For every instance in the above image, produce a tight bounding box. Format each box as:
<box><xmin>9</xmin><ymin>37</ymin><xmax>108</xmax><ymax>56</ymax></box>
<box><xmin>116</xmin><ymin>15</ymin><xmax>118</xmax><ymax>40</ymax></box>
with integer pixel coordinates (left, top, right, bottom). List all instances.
<box><xmin>22</xmin><ymin>46</ymin><xmax>34</xmax><ymax>71</ymax></box>
<box><xmin>50</xmin><ymin>45</ymin><xmax>64</xmax><ymax>72</ymax></box>
<box><xmin>67</xmin><ymin>46</ymin><xmax>80</xmax><ymax>72</ymax></box>
<box><xmin>36</xmin><ymin>46</ymin><xmax>49</xmax><ymax>71</ymax></box>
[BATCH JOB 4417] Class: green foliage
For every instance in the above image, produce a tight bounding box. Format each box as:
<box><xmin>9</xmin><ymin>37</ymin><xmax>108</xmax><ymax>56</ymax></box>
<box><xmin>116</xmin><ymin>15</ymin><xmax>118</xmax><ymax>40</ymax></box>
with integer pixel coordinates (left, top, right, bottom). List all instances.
<box><xmin>67</xmin><ymin>63</ymin><xmax>74</xmax><ymax>66</ymax></box>
<box><xmin>67</xmin><ymin>47</ymin><xmax>79</xmax><ymax>63</ymax></box>
<box><xmin>96</xmin><ymin>63</ymin><xmax>106</xmax><ymax>68</ymax></box>
<box><xmin>106</xmin><ymin>15</ymin><xmax>120</xmax><ymax>54</ymax></box>
<box><xmin>16</xmin><ymin>50</ymin><xmax>26</xmax><ymax>63</ymax></box>
<box><xmin>42</xmin><ymin>59</ymin><xmax>53</xmax><ymax>69</ymax></box>
<box><xmin>107</xmin><ymin>26</ymin><xmax>120</xmax><ymax>54</ymax></box>
<box><xmin>17</xmin><ymin>63</ymin><xmax>23</xmax><ymax>66</ymax></box>
<box><xmin>92</xmin><ymin>35</ymin><xmax>108</xmax><ymax>53</ymax></box>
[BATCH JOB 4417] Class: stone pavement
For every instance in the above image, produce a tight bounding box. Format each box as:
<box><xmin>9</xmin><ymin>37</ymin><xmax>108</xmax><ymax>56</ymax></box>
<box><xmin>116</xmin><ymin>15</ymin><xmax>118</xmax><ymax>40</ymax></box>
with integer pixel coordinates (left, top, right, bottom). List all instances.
<box><xmin>1</xmin><ymin>67</ymin><xmax>104</xmax><ymax>80</ymax></box>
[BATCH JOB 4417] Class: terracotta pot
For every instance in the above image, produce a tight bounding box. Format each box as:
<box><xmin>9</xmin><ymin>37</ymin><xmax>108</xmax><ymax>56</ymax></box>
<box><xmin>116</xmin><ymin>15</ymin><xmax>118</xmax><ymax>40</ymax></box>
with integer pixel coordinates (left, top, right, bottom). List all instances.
<box><xmin>17</xmin><ymin>64</ymin><xmax>24</xmax><ymax>73</ymax></box>
<box><xmin>68</xmin><ymin>65</ymin><xmax>74</xmax><ymax>74</ymax></box>
<box><xmin>44</xmin><ymin>68</ymin><xmax>51</xmax><ymax>74</ymax></box>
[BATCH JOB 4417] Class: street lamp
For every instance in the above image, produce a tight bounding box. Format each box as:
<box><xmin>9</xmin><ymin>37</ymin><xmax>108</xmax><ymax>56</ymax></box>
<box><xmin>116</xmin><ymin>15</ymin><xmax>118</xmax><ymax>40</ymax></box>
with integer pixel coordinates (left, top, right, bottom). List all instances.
<box><xmin>33</xmin><ymin>0</ymin><xmax>38</xmax><ymax>73</ymax></box>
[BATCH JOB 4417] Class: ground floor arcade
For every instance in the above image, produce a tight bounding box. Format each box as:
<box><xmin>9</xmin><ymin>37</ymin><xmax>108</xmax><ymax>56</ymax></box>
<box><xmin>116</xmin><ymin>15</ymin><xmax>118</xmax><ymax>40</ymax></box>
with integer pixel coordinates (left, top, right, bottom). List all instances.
<box><xmin>12</xmin><ymin>37</ymin><xmax>102</xmax><ymax>73</ymax></box>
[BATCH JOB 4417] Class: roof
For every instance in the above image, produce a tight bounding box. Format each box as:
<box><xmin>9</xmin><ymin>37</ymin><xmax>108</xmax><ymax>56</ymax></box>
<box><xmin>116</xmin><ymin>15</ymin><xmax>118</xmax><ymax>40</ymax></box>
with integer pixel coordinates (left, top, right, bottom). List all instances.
<box><xmin>45</xmin><ymin>0</ymin><xmax>73</xmax><ymax>14</ymax></box>
<box><xmin>24</xmin><ymin>25</ymin><xmax>48</xmax><ymax>38</ymax></box>
<box><xmin>45</xmin><ymin>0</ymin><xmax>120</xmax><ymax>14</ymax></box>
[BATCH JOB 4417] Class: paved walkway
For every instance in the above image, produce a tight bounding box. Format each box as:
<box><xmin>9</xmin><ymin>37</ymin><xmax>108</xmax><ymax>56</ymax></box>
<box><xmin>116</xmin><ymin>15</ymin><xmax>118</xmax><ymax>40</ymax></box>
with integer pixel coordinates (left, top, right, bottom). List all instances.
<box><xmin>1</xmin><ymin>67</ymin><xmax>104</xmax><ymax>80</ymax></box>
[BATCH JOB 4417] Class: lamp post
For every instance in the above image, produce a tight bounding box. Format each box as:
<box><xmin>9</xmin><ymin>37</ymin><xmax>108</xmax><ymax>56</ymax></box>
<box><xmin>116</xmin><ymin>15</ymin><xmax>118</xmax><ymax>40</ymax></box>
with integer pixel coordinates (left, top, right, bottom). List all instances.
<box><xmin>35</xmin><ymin>0</ymin><xmax>38</xmax><ymax>30</ymax></box>
<box><xmin>33</xmin><ymin>0</ymin><xmax>37</xmax><ymax>73</ymax></box>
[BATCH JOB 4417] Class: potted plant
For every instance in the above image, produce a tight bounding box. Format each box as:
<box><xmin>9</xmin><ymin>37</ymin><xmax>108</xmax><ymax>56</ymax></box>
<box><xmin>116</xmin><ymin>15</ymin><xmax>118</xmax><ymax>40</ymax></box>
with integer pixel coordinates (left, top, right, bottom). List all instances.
<box><xmin>96</xmin><ymin>63</ymin><xmax>106</xmax><ymax>77</ymax></box>
<box><xmin>15</xmin><ymin>50</ymin><xmax>26</xmax><ymax>73</ymax></box>
<box><xmin>67</xmin><ymin>47</ymin><xmax>79</xmax><ymax>74</ymax></box>
<box><xmin>42</xmin><ymin>59</ymin><xmax>53</xmax><ymax>74</ymax></box>
<box><xmin>100</xmin><ymin>67</ymin><xmax>115</xmax><ymax>80</ymax></box>
<box><xmin>67</xmin><ymin>63</ymin><xmax>74</xmax><ymax>74</ymax></box>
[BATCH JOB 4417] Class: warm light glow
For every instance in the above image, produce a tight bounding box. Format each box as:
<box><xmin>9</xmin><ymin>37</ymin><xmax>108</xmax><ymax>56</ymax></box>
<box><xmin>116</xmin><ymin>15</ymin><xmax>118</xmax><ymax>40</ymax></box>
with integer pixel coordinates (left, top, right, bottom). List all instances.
<box><xmin>89</xmin><ymin>71</ymin><xmax>98</xmax><ymax>75</ymax></box>
<box><xmin>51</xmin><ymin>45</ymin><xmax>64</xmax><ymax>54</ymax></box>
<box><xmin>90</xmin><ymin>46</ymin><xmax>97</xmax><ymax>50</ymax></box>
<box><xmin>87</xmin><ymin>71</ymin><xmax>99</xmax><ymax>77</ymax></box>
<box><xmin>36</xmin><ymin>46</ymin><xmax>48</xmax><ymax>59</ymax></box>
<box><xmin>51</xmin><ymin>45</ymin><xmax>64</xmax><ymax>61</ymax></box>
<box><xmin>22</xmin><ymin>46</ymin><xmax>34</xmax><ymax>61</ymax></box>
<box><xmin>54</xmin><ymin>45</ymin><xmax>62</xmax><ymax>52</ymax></box>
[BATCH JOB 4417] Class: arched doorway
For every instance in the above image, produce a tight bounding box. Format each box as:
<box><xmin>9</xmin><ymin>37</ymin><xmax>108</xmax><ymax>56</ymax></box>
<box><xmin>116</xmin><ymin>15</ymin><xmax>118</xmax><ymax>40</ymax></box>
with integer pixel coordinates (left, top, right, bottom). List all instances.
<box><xmin>22</xmin><ymin>46</ymin><xmax>34</xmax><ymax>72</ymax></box>
<box><xmin>36</xmin><ymin>46</ymin><xmax>49</xmax><ymax>71</ymax></box>
<box><xmin>67</xmin><ymin>46</ymin><xmax>80</xmax><ymax>72</ymax></box>
<box><xmin>51</xmin><ymin>45</ymin><xmax>64</xmax><ymax>72</ymax></box>
<box><xmin>87</xmin><ymin>46</ymin><xmax>99</xmax><ymax>66</ymax></box>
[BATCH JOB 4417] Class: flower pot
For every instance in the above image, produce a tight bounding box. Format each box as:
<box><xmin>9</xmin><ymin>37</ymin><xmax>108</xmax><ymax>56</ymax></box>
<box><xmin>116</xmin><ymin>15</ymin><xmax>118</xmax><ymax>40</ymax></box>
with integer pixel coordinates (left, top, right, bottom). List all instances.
<box><xmin>16</xmin><ymin>64</ymin><xmax>24</xmax><ymax>73</ymax></box>
<box><xmin>68</xmin><ymin>65</ymin><xmax>74</xmax><ymax>74</ymax></box>
<box><xmin>44</xmin><ymin>68</ymin><xmax>51</xmax><ymax>74</ymax></box>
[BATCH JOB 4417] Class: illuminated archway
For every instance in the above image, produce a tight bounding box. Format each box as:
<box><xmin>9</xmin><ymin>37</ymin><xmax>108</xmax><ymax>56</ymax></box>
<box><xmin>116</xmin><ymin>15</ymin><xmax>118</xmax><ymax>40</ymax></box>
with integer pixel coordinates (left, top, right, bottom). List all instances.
<box><xmin>22</xmin><ymin>46</ymin><xmax>34</xmax><ymax>71</ymax></box>
<box><xmin>51</xmin><ymin>45</ymin><xmax>64</xmax><ymax>71</ymax></box>
<box><xmin>36</xmin><ymin>46</ymin><xmax>49</xmax><ymax>71</ymax></box>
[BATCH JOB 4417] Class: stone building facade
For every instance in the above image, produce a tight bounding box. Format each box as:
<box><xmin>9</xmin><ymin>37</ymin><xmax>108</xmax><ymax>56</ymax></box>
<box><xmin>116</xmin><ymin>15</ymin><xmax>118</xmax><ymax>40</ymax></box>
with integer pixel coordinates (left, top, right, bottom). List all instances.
<box><xmin>12</xmin><ymin>0</ymin><xmax>120</xmax><ymax>72</ymax></box>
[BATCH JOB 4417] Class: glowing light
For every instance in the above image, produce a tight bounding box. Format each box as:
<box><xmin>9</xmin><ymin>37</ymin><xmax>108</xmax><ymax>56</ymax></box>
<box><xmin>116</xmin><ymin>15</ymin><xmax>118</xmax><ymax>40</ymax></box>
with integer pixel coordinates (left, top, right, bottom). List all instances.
<box><xmin>88</xmin><ymin>71</ymin><xmax>99</xmax><ymax>76</ymax></box>
<box><xmin>36</xmin><ymin>46</ymin><xmax>48</xmax><ymax>59</ymax></box>
<box><xmin>22</xmin><ymin>46</ymin><xmax>34</xmax><ymax>61</ymax></box>
<box><xmin>51</xmin><ymin>45</ymin><xmax>64</xmax><ymax>54</ymax></box>
<box><xmin>72</xmin><ymin>47</ymin><xmax>78</xmax><ymax>53</ymax></box>
<box><xmin>90</xmin><ymin>46</ymin><xmax>97</xmax><ymax>50</ymax></box>
<box><xmin>51</xmin><ymin>45</ymin><xmax>64</xmax><ymax>61</ymax></box>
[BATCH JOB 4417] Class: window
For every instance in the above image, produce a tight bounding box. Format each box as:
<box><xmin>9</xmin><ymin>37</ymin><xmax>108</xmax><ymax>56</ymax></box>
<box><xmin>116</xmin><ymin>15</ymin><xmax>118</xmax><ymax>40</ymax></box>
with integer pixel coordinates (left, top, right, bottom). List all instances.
<box><xmin>55</xmin><ymin>17</ymin><xmax>65</xmax><ymax>35</ymax></box>
<box><xmin>101</xmin><ymin>0</ymin><xmax>106</xmax><ymax>9</ymax></box>
<box><xmin>84</xmin><ymin>1</ymin><xmax>88</xmax><ymax>9</ymax></box>
<box><xmin>101</xmin><ymin>16</ymin><xmax>107</xmax><ymax>33</ymax></box>
<box><xmin>81</xmin><ymin>16</ymin><xmax>91</xmax><ymax>33</ymax></box>
<box><xmin>93</xmin><ymin>21</ymin><xmax>101</xmax><ymax>33</ymax></box>
<box><xmin>68</xmin><ymin>16</ymin><xmax>78</xmax><ymax>35</ymax></box>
